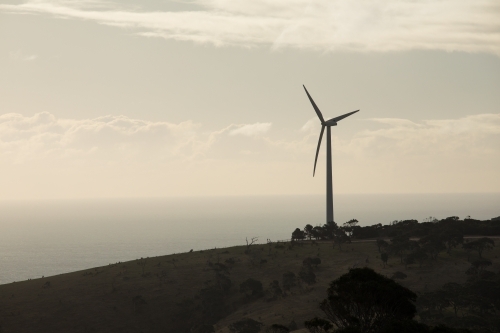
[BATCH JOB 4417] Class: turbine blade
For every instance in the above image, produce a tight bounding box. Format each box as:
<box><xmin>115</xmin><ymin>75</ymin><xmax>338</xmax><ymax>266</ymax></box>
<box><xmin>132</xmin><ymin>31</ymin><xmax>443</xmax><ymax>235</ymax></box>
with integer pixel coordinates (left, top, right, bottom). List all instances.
<box><xmin>313</xmin><ymin>125</ymin><xmax>325</xmax><ymax>177</ymax></box>
<box><xmin>303</xmin><ymin>85</ymin><xmax>325</xmax><ymax>123</ymax></box>
<box><xmin>327</xmin><ymin>110</ymin><xmax>359</xmax><ymax>123</ymax></box>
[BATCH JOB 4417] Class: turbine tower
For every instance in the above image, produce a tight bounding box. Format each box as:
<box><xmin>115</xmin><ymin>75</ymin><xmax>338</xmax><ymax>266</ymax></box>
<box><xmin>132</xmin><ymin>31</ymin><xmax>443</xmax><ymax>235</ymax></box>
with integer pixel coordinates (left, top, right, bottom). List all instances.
<box><xmin>303</xmin><ymin>85</ymin><xmax>359</xmax><ymax>223</ymax></box>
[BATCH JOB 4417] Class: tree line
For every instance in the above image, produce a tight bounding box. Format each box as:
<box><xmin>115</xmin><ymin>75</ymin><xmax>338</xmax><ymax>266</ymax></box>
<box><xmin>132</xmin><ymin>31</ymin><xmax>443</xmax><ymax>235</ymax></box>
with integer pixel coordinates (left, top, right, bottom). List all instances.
<box><xmin>291</xmin><ymin>216</ymin><xmax>500</xmax><ymax>243</ymax></box>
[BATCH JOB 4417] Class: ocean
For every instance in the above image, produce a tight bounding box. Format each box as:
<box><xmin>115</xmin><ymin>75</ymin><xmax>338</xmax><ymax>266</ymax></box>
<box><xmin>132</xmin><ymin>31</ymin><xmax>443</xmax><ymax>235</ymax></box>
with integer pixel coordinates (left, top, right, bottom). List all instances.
<box><xmin>1</xmin><ymin>193</ymin><xmax>499</xmax><ymax>284</ymax></box>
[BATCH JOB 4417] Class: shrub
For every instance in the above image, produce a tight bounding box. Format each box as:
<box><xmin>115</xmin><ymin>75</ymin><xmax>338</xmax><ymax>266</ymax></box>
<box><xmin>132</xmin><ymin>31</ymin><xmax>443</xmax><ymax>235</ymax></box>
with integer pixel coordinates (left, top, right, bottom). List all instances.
<box><xmin>240</xmin><ymin>278</ymin><xmax>264</xmax><ymax>298</ymax></box>
<box><xmin>268</xmin><ymin>324</ymin><xmax>289</xmax><ymax>333</ymax></box>
<box><xmin>299</xmin><ymin>265</ymin><xmax>316</xmax><ymax>285</ymax></box>
<box><xmin>269</xmin><ymin>280</ymin><xmax>283</xmax><ymax>298</ymax></box>
<box><xmin>282</xmin><ymin>272</ymin><xmax>296</xmax><ymax>291</ymax></box>
<box><xmin>229</xmin><ymin>318</ymin><xmax>264</xmax><ymax>333</ymax></box>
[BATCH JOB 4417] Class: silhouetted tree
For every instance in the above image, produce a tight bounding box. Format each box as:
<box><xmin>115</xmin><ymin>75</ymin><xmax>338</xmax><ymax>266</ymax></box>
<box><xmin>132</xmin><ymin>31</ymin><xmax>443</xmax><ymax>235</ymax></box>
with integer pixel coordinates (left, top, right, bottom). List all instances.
<box><xmin>311</xmin><ymin>257</ymin><xmax>321</xmax><ymax>268</ymax></box>
<box><xmin>389</xmin><ymin>235</ymin><xmax>411</xmax><ymax>263</ymax></box>
<box><xmin>299</xmin><ymin>265</ymin><xmax>316</xmax><ymax>285</ymax></box>
<box><xmin>441</xmin><ymin>229</ymin><xmax>464</xmax><ymax>254</ymax></box>
<box><xmin>303</xmin><ymin>257</ymin><xmax>321</xmax><ymax>269</ymax></box>
<box><xmin>322</xmin><ymin>221</ymin><xmax>337</xmax><ymax>240</ymax></box>
<box><xmin>376</xmin><ymin>239</ymin><xmax>389</xmax><ymax>253</ymax></box>
<box><xmin>333</xmin><ymin>228</ymin><xmax>350</xmax><ymax>250</ymax></box>
<box><xmin>419</xmin><ymin>235</ymin><xmax>446</xmax><ymax>260</ymax></box>
<box><xmin>319</xmin><ymin>268</ymin><xmax>417</xmax><ymax>332</ymax></box>
<box><xmin>312</xmin><ymin>226</ymin><xmax>325</xmax><ymax>240</ymax></box>
<box><xmin>462</xmin><ymin>237</ymin><xmax>494</xmax><ymax>258</ymax></box>
<box><xmin>408</xmin><ymin>249</ymin><xmax>428</xmax><ymax>268</ymax></box>
<box><xmin>304</xmin><ymin>224</ymin><xmax>314</xmax><ymax>240</ymax></box>
<box><xmin>381</xmin><ymin>253</ymin><xmax>389</xmax><ymax>268</ymax></box>
<box><xmin>292</xmin><ymin>228</ymin><xmax>306</xmax><ymax>241</ymax></box>
<box><xmin>245</xmin><ymin>237</ymin><xmax>258</xmax><ymax>254</ymax></box>
<box><xmin>471</xmin><ymin>259</ymin><xmax>492</xmax><ymax>271</ymax></box>
<box><xmin>343</xmin><ymin>219</ymin><xmax>359</xmax><ymax>237</ymax></box>
<box><xmin>441</xmin><ymin>282</ymin><xmax>464</xmax><ymax>317</ymax></box>
<box><xmin>240</xmin><ymin>278</ymin><xmax>263</xmax><ymax>298</ymax></box>
<box><xmin>345</xmin><ymin>219</ymin><xmax>359</xmax><ymax>227</ymax></box>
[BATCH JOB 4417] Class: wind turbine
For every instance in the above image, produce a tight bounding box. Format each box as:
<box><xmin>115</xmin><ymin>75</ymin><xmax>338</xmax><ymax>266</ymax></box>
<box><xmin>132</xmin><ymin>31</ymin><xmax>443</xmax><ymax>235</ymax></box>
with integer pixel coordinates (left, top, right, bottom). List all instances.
<box><xmin>303</xmin><ymin>85</ymin><xmax>359</xmax><ymax>223</ymax></box>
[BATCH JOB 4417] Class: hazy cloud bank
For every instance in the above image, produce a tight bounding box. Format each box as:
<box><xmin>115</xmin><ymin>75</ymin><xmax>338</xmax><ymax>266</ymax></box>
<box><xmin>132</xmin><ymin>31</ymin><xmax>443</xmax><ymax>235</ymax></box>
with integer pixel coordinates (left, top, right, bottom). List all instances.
<box><xmin>1</xmin><ymin>0</ymin><xmax>499</xmax><ymax>54</ymax></box>
<box><xmin>230</xmin><ymin>123</ymin><xmax>271</xmax><ymax>137</ymax></box>
<box><xmin>340</xmin><ymin>114</ymin><xmax>500</xmax><ymax>159</ymax></box>
<box><xmin>268</xmin><ymin>113</ymin><xmax>500</xmax><ymax>172</ymax></box>
<box><xmin>9</xmin><ymin>50</ymin><xmax>38</xmax><ymax>61</ymax></box>
<box><xmin>0</xmin><ymin>112</ymin><xmax>498</xmax><ymax>198</ymax></box>
<box><xmin>1</xmin><ymin>111</ymin><xmax>497</xmax><ymax>164</ymax></box>
<box><xmin>0</xmin><ymin>112</ymin><xmax>271</xmax><ymax>163</ymax></box>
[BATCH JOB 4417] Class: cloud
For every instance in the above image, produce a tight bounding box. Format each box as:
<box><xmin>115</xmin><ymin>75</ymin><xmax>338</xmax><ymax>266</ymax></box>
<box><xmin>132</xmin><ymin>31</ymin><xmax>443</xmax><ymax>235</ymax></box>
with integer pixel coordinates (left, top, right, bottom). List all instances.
<box><xmin>0</xmin><ymin>112</ymin><xmax>201</xmax><ymax>163</ymax></box>
<box><xmin>229</xmin><ymin>122</ymin><xmax>272</xmax><ymax>136</ymax></box>
<box><xmin>0</xmin><ymin>111</ymin><xmax>498</xmax><ymax>198</ymax></box>
<box><xmin>1</xmin><ymin>0</ymin><xmax>499</xmax><ymax>54</ymax></box>
<box><xmin>339</xmin><ymin>113</ymin><xmax>500</xmax><ymax>159</ymax></box>
<box><xmin>0</xmin><ymin>112</ymin><xmax>276</xmax><ymax>164</ymax></box>
<box><xmin>367</xmin><ymin>118</ymin><xmax>421</xmax><ymax>128</ymax></box>
<box><xmin>9</xmin><ymin>50</ymin><xmax>38</xmax><ymax>61</ymax></box>
<box><xmin>0</xmin><ymin>111</ymin><xmax>497</xmax><ymax>167</ymax></box>
<box><xmin>287</xmin><ymin>113</ymin><xmax>500</xmax><ymax>162</ymax></box>
<box><xmin>300</xmin><ymin>117</ymin><xmax>319</xmax><ymax>132</ymax></box>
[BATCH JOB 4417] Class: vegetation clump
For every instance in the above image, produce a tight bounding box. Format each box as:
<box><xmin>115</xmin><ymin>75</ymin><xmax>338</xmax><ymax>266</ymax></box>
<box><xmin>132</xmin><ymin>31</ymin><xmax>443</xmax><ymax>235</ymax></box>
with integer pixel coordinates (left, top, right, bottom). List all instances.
<box><xmin>229</xmin><ymin>318</ymin><xmax>263</xmax><ymax>333</ymax></box>
<box><xmin>282</xmin><ymin>271</ymin><xmax>296</xmax><ymax>292</ymax></box>
<box><xmin>268</xmin><ymin>323</ymin><xmax>289</xmax><ymax>333</ymax></box>
<box><xmin>306</xmin><ymin>268</ymin><xmax>482</xmax><ymax>333</ymax></box>
<box><xmin>239</xmin><ymin>278</ymin><xmax>264</xmax><ymax>298</ymax></box>
<box><xmin>318</xmin><ymin>268</ymin><xmax>417</xmax><ymax>332</ymax></box>
<box><xmin>463</xmin><ymin>237</ymin><xmax>495</xmax><ymax>258</ymax></box>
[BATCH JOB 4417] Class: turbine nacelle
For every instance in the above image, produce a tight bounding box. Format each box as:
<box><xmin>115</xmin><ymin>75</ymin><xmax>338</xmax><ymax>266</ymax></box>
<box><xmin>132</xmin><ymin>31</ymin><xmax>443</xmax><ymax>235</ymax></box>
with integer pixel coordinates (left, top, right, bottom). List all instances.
<box><xmin>323</xmin><ymin>120</ymin><xmax>338</xmax><ymax>126</ymax></box>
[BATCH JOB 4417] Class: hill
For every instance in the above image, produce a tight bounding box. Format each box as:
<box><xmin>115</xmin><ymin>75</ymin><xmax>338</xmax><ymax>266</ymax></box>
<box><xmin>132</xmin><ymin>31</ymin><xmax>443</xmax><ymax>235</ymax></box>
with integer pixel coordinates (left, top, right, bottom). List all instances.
<box><xmin>1</xmin><ymin>234</ymin><xmax>499</xmax><ymax>333</ymax></box>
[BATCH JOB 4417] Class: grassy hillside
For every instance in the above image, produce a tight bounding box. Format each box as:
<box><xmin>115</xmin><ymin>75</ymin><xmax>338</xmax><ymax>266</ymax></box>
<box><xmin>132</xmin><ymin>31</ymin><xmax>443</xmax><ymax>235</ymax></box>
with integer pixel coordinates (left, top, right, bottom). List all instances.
<box><xmin>0</xmin><ymin>238</ymin><xmax>499</xmax><ymax>333</ymax></box>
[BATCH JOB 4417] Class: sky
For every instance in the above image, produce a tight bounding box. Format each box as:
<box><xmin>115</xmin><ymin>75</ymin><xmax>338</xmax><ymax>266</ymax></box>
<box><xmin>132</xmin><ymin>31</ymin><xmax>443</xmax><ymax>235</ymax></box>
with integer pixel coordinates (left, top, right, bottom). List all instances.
<box><xmin>0</xmin><ymin>0</ymin><xmax>499</xmax><ymax>200</ymax></box>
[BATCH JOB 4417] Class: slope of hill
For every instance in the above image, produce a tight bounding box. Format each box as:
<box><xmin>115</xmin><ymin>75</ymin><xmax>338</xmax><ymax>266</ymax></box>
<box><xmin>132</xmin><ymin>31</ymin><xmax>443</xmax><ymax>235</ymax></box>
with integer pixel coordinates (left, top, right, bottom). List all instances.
<box><xmin>1</xmin><ymin>237</ymin><xmax>498</xmax><ymax>333</ymax></box>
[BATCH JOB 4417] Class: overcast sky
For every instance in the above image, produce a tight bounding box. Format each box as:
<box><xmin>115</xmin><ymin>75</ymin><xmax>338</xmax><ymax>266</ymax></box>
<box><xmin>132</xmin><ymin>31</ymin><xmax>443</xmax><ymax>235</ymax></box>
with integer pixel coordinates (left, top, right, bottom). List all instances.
<box><xmin>0</xmin><ymin>0</ymin><xmax>499</xmax><ymax>200</ymax></box>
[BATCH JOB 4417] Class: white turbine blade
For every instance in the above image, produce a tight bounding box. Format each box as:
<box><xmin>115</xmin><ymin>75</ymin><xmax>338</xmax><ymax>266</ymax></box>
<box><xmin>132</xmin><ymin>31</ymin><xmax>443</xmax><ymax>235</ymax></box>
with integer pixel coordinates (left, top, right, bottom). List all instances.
<box><xmin>303</xmin><ymin>85</ymin><xmax>325</xmax><ymax>123</ymax></box>
<box><xmin>328</xmin><ymin>110</ymin><xmax>359</xmax><ymax>123</ymax></box>
<box><xmin>313</xmin><ymin>125</ymin><xmax>325</xmax><ymax>177</ymax></box>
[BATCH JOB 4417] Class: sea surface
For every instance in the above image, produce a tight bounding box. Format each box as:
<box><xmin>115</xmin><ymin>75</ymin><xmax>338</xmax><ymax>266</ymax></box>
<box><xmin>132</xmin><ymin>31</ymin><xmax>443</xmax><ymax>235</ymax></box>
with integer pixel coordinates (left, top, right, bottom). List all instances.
<box><xmin>1</xmin><ymin>193</ymin><xmax>499</xmax><ymax>284</ymax></box>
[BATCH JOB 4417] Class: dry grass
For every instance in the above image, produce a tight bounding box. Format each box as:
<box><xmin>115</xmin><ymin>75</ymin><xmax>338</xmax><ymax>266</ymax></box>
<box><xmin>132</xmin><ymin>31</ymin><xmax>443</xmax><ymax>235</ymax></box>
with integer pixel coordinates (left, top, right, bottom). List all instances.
<box><xmin>0</xmin><ymin>240</ymin><xmax>498</xmax><ymax>333</ymax></box>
